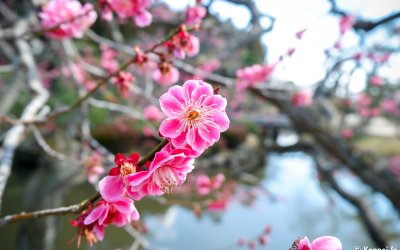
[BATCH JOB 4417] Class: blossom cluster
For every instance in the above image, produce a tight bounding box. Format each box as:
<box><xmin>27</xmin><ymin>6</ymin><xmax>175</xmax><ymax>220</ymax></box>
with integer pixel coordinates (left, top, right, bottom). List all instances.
<box><xmin>71</xmin><ymin>80</ymin><xmax>230</xmax><ymax>245</ymax></box>
<box><xmin>39</xmin><ymin>0</ymin><xmax>97</xmax><ymax>39</ymax></box>
<box><xmin>100</xmin><ymin>0</ymin><xmax>153</xmax><ymax>27</ymax></box>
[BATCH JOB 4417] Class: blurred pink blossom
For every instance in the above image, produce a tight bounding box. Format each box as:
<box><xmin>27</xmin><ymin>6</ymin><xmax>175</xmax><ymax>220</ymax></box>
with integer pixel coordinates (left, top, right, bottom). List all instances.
<box><xmin>185</xmin><ymin>6</ymin><xmax>207</xmax><ymax>25</ymax></box>
<box><xmin>152</xmin><ymin>66</ymin><xmax>180</xmax><ymax>86</ymax></box>
<box><xmin>339</xmin><ymin>15</ymin><xmax>355</xmax><ymax>35</ymax></box>
<box><xmin>236</xmin><ymin>64</ymin><xmax>275</xmax><ymax>90</ymax></box>
<box><xmin>40</xmin><ymin>0</ymin><xmax>97</xmax><ymax>39</ymax></box>
<box><xmin>291</xmin><ymin>91</ymin><xmax>313</xmax><ymax>107</ymax></box>
<box><xmin>370</xmin><ymin>75</ymin><xmax>384</xmax><ymax>86</ymax></box>
<box><xmin>144</xmin><ymin>105</ymin><xmax>164</xmax><ymax>122</ymax></box>
<box><xmin>101</xmin><ymin>46</ymin><xmax>119</xmax><ymax>73</ymax></box>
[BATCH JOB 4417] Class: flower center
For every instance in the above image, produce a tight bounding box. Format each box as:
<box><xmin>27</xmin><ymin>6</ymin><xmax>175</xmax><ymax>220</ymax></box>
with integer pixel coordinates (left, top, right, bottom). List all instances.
<box><xmin>120</xmin><ymin>162</ymin><xmax>136</xmax><ymax>178</ymax></box>
<box><xmin>153</xmin><ymin>166</ymin><xmax>177</xmax><ymax>194</ymax></box>
<box><xmin>186</xmin><ymin>109</ymin><xmax>200</xmax><ymax>121</ymax></box>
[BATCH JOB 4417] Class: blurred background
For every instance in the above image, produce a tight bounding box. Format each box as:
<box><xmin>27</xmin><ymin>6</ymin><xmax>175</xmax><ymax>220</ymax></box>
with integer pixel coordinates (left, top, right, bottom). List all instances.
<box><xmin>0</xmin><ymin>0</ymin><xmax>400</xmax><ymax>249</ymax></box>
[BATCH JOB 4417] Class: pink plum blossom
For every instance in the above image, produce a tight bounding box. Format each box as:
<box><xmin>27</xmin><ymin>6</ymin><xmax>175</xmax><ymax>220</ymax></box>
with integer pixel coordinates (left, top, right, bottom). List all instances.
<box><xmin>297</xmin><ymin>236</ymin><xmax>342</xmax><ymax>250</ymax></box>
<box><xmin>196</xmin><ymin>174</ymin><xmax>211</xmax><ymax>196</ymax></box>
<box><xmin>185</xmin><ymin>6</ymin><xmax>207</xmax><ymax>25</ymax></box>
<box><xmin>295</xmin><ymin>29</ymin><xmax>307</xmax><ymax>39</ymax></box>
<box><xmin>357</xmin><ymin>94</ymin><xmax>372</xmax><ymax>107</ymax></box>
<box><xmin>236</xmin><ymin>64</ymin><xmax>275</xmax><ymax>90</ymax></box>
<box><xmin>84</xmin><ymin>155</ymin><xmax>106</xmax><ymax>184</ymax></box>
<box><xmin>101</xmin><ymin>45</ymin><xmax>119</xmax><ymax>73</ymax></box>
<box><xmin>341</xmin><ymin>129</ymin><xmax>353</xmax><ymax>139</ymax></box>
<box><xmin>158</xmin><ymin>80</ymin><xmax>230</xmax><ymax>153</ymax></box>
<box><xmin>125</xmin><ymin>146</ymin><xmax>194</xmax><ymax>199</ymax></box>
<box><xmin>39</xmin><ymin>0</ymin><xmax>97</xmax><ymax>39</ymax></box>
<box><xmin>339</xmin><ymin>15</ymin><xmax>355</xmax><ymax>35</ymax></box>
<box><xmin>168</xmin><ymin>29</ymin><xmax>200</xmax><ymax>60</ymax></box>
<box><xmin>144</xmin><ymin>105</ymin><xmax>164</xmax><ymax>122</ymax></box>
<box><xmin>370</xmin><ymin>75</ymin><xmax>384</xmax><ymax>86</ymax></box>
<box><xmin>83</xmin><ymin>198</ymin><xmax>139</xmax><ymax>228</ymax></box>
<box><xmin>380</xmin><ymin>99</ymin><xmax>399</xmax><ymax>116</ymax></box>
<box><xmin>70</xmin><ymin>208</ymin><xmax>105</xmax><ymax>247</ymax></box>
<box><xmin>152</xmin><ymin>66</ymin><xmax>180</xmax><ymax>86</ymax></box>
<box><xmin>105</xmin><ymin>0</ymin><xmax>153</xmax><ymax>27</ymax></box>
<box><xmin>211</xmin><ymin>173</ymin><xmax>225</xmax><ymax>189</ymax></box>
<box><xmin>114</xmin><ymin>71</ymin><xmax>134</xmax><ymax>97</ymax></box>
<box><xmin>99</xmin><ymin>153</ymin><xmax>141</xmax><ymax>201</ymax></box>
<box><xmin>291</xmin><ymin>91</ymin><xmax>313</xmax><ymax>107</ymax></box>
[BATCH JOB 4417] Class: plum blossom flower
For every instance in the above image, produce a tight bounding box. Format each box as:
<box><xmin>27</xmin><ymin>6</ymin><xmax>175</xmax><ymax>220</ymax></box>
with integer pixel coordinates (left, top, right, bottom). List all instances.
<box><xmin>341</xmin><ymin>128</ymin><xmax>353</xmax><ymax>139</ymax></box>
<box><xmin>83</xmin><ymin>197</ymin><xmax>139</xmax><ymax>228</ymax></box>
<box><xmin>296</xmin><ymin>236</ymin><xmax>342</xmax><ymax>250</ymax></box>
<box><xmin>101</xmin><ymin>45</ymin><xmax>119</xmax><ymax>73</ymax></box>
<box><xmin>144</xmin><ymin>105</ymin><xmax>164</xmax><ymax>122</ymax></box>
<box><xmin>152</xmin><ymin>64</ymin><xmax>180</xmax><ymax>86</ymax></box>
<box><xmin>114</xmin><ymin>71</ymin><xmax>134</xmax><ymax>97</ymax></box>
<box><xmin>236</xmin><ymin>64</ymin><xmax>275</xmax><ymax>90</ymax></box>
<box><xmin>99</xmin><ymin>153</ymin><xmax>141</xmax><ymax>201</ymax></box>
<box><xmin>339</xmin><ymin>15</ymin><xmax>355</xmax><ymax>35</ymax></box>
<box><xmin>70</xmin><ymin>208</ymin><xmax>105</xmax><ymax>247</ymax></box>
<box><xmin>158</xmin><ymin>80</ymin><xmax>230</xmax><ymax>153</ymax></box>
<box><xmin>39</xmin><ymin>0</ymin><xmax>97</xmax><ymax>39</ymax></box>
<box><xmin>185</xmin><ymin>6</ymin><xmax>207</xmax><ymax>25</ymax></box>
<box><xmin>84</xmin><ymin>155</ymin><xmax>105</xmax><ymax>184</ymax></box>
<box><xmin>380</xmin><ymin>98</ymin><xmax>399</xmax><ymax>116</ymax></box>
<box><xmin>370</xmin><ymin>75</ymin><xmax>384</xmax><ymax>86</ymax></box>
<box><xmin>196</xmin><ymin>173</ymin><xmax>225</xmax><ymax>196</ymax></box>
<box><xmin>196</xmin><ymin>174</ymin><xmax>211</xmax><ymax>196</ymax></box>
<box><xmin>167</xmin><ymin>28</ymin><xmax>200</xmax><ymax>60</ymax></box>
<box><xmin>295</xmin><ymin>29</ymin><xmax>307</xmax><ymax>39</ymax></box>
<box><xmin>125</xmin><ymin>146</ymin><xmax>194</xmax><ymax>199</ymax></box>
<box><xmin>291</xmin><ymin>91</ymin><xmax>313</xmax><ymax>107</ymax></box>
<box><xmin>104</xmin><ymin>0</ymin><xmax>153</xmax><ymax>27</ymax></box>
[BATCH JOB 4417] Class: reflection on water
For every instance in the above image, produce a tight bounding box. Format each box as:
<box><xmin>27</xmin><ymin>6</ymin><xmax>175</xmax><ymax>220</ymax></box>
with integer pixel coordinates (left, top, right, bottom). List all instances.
<box><xmin>1</xmin><ymin>152</ymin><xmax>400</xmax><ymax>249</ymax></box>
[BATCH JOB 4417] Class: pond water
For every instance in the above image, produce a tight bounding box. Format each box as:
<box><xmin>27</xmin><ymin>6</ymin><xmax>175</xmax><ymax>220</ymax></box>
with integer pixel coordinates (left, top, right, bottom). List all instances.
<box><xmin>1</xmin><ymin>152</ymin><xmax>400</xmax><ymax>249</ymax></box>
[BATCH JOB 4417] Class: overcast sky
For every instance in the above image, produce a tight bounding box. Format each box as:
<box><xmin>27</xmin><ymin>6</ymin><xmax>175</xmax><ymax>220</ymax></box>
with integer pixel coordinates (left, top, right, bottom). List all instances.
<box><xmin>162</xmin><ymin>0</ymin><xmax>400</xmax><ymax>92</ymax></box>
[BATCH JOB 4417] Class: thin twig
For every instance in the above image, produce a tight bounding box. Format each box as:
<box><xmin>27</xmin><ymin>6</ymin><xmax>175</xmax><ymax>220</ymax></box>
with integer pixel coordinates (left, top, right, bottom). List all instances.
<box><xmin>0</xmin><ymin>139</ymin><xmax>168</xmax><ymax>226</ymax></box>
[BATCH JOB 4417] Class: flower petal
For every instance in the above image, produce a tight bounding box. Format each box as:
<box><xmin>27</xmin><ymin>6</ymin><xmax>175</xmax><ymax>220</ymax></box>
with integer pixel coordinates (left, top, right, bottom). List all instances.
<box><xmin>203</xmin><ymin>95</ymin><xmax>227</xmax><ymax>111</ymax></box>
<box><xmin>191</xmin><ymin>82</ymin><xmax>213</xmax><ymax>103</ymax></box>
<box><xmin>159</xmin><ymin>118</ymin><xmax>183</xmax><ymax>138</ymax></box>
<box><xmin>311</xmin><ymin>236</ymin><xmax>342</xmax><ymax>250</ymax></box>
<box><xmin>211</xmin><ymin>111</ymin><xmax>230</xmax><ymax>132</ymax></box>
<box><xmin>99</xmin><ymin>175</ymin><xmax>124</xmax><ymax>201</ymax></box>
<box><xmin>112</xmin><ymin>197</ymin><xmax>134</xmax><ymax>214</ymax></box>
<box><xmin>84</xmin><ymin>204</ymin><xmax>106</xmax><ymax>225</ymax></box>
<box><xmin>168</xmin><ymin>85</ymin><xmax>184</xmax><ymax>102</ymax></box>
<box><xmin>125</xmin><ymin>171</ymin><xmax>150</xmax><ymax>187</ymax></box>
<box><xmin>159</xmin><ymin>93</ymin><xmax>184</xmax><ymax>117</ymax></box>
<box><xmin>182</xmin><ymin>80</ymin><xmax>199</xmax><ymax>101</ymax></box>
<box><xmin>198</xmin><ymin>125</ymin><xmax>220</xmax><ymax>144</ymax></box>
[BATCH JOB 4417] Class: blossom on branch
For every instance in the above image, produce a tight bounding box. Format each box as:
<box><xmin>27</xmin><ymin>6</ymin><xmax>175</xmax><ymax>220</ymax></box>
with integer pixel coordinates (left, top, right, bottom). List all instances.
<box><xmin>101</xmin><ymin>0</ymin><xmax>153</xmax><ymax>27</ymax></box>
<box><xmin>159</xmin><ymin>80</ymin><xmax>230</xmax><ymax>153</ymax></box>
<box><xmin>99</xmin><ymin>153</ymin><xmax>141</xmax><ymax>201</ymax></box>
<box><xmin>236</xmin><ymin>64</ymin><xmax>275</xmax><ymax>90</ymax></box>
<box><xmin>39</xmin><ymin>0</ymin><xmax>97</xmax><ymax>39</ymax></box>
<box><xmin>185</xmin><ymin>6</ymin><xmax>207</xmax><ymax>25</ymax></box>
<box><xmin>125</xmin><ymin>145</ymin><xmax>194</xmax><ymax>199</ymax></box>
<box><xmin>295</xmin><ymin>236</ymin><xmax>342</xmax><ymax>250</ymax></box>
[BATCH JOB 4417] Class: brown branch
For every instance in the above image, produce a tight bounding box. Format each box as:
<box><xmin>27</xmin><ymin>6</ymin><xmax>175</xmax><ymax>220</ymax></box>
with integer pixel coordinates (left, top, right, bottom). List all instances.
<box><xmin>0</xmin><ymin>139</ymin><xmax>168</xmax><ymax>226</ymax></box>
<box><xmin>353</xmin><ymin>11</ymin><xmax>400</xmax><ymax>32</ymax></box>
<box><xmin>315</xmin><ymin>157</ymin><xmax>389</xmax><ymax>247</ymax></box>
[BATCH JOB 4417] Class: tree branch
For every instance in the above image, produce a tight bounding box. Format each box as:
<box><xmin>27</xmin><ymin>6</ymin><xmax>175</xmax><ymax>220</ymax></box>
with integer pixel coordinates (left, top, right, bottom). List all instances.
<box><xmin>0</xmin><ymin>138</ymin><xmax>168</xmax><ymax>226</ymax></box>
